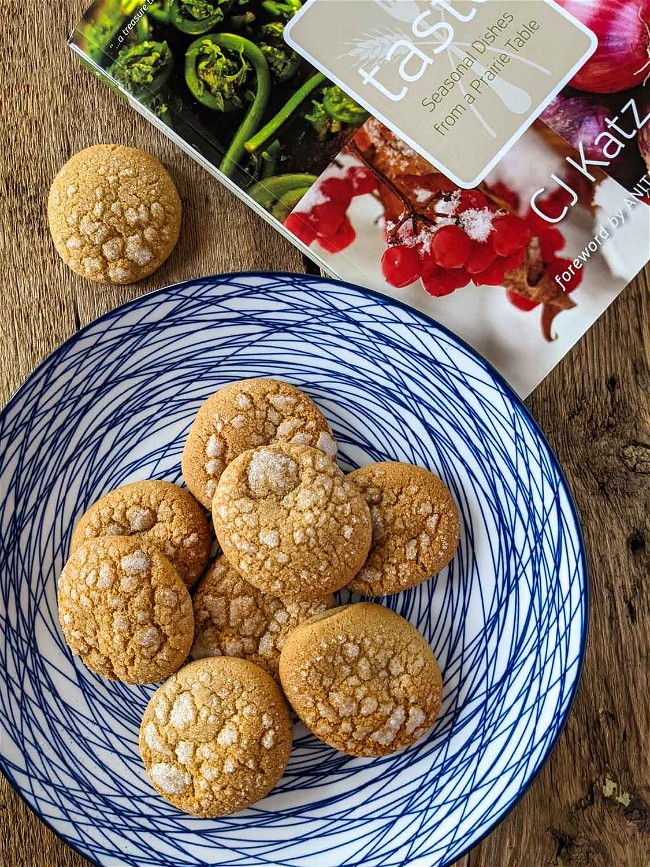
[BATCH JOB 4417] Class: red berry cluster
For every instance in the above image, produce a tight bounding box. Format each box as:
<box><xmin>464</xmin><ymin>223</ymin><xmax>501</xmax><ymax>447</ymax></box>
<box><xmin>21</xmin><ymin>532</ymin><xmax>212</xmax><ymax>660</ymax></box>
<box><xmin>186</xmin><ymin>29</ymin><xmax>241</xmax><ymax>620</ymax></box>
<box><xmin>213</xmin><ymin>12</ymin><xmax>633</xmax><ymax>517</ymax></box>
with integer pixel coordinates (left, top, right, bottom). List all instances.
<box><xmin>380</xmin><ymin>188</ymin><xmax>532</xmax><ymax>297</ymax></box>
<box><xmin>285</xmin><ymin>167</ymin><xmax>583</xmax><ymax>312</ymax></box>
<box><xmin>284</xmin><ymin>166</ymin><xmax>377</xmax><ymax>254</ymax></box>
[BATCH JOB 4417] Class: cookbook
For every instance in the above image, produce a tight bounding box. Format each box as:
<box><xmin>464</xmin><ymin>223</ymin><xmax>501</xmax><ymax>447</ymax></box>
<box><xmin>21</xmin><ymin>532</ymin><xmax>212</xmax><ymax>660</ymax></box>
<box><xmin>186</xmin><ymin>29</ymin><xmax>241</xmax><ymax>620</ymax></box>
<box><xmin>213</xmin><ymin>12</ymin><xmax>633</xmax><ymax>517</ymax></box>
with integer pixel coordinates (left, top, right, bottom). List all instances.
<box><xmin>70</xmin><ymin>0</ymin><xmax>650</xmax><ymax>396</ymax></box>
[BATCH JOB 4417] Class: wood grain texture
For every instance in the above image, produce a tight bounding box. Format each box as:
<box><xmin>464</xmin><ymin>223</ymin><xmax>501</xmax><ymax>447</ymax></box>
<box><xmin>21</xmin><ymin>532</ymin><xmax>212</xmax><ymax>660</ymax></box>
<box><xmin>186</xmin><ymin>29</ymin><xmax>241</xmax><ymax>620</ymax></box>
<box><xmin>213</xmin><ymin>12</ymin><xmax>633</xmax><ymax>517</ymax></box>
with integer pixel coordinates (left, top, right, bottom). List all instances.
<box><xmin>0</xmin><ymin>3</ymin><xmax>648</xmax><ymax>866</ymax></box>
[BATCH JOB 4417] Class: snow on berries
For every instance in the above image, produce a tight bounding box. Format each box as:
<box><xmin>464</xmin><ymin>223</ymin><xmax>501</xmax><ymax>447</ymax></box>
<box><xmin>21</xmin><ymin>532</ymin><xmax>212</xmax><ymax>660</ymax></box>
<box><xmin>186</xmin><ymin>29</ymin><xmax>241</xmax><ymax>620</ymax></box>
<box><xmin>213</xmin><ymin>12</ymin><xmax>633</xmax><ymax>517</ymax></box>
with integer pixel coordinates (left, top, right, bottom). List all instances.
<box><xmin>458</xmin><ymin>209</ymin><xmax>494</xmax><ymax>243</ymax></box>
<box><xmin>377</xmin><ymin>182</ymin><xmax>532</xmax><ymax>293</ymax></box>
<box><xmin>347</xmin><ymin>166</ymin><xmax>377</xmax><ymax>196</ymax></box>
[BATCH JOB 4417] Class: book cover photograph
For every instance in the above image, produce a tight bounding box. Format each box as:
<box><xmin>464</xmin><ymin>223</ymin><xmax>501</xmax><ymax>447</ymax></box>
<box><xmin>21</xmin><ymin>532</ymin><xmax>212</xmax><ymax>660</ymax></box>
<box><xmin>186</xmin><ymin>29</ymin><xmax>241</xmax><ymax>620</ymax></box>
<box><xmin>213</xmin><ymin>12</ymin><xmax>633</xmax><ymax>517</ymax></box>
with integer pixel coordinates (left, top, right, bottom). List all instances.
<box><xmin>71</xmin><ymin>0</ymin><xmax>370</xmax><ymax>208</ymax></box>
<box><xmin>70</xmin><ymin>0</ymin><xmax>650</xmax><ymax>395</ymax></box>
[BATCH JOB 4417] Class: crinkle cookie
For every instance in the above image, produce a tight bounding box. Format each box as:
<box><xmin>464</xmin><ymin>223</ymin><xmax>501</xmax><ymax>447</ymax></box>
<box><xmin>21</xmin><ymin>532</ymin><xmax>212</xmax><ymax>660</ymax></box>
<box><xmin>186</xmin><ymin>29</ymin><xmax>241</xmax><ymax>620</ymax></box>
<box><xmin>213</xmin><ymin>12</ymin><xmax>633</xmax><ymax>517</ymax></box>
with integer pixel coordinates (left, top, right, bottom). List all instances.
<box><xmin>212</xmin><ymin>444</ymin><xmax>372</xmax><ymax>599</ymax></box>
<box><xmin>347</xmin><ymin>462</ymin><xmax>459</xmax><ymax>596</ymax></box>
<box><xmin>139</xmin><ymin>657</ymin><xmax>292</xmax><ymax>817</ymax></box>
<box><xmin>279</xmin><ymin>603</ymin><xmax>442</xmax><ymax>757</ymax></box>
<box><xmin>181</xmin><ymin>378</ymin><xmax>337</xmax><ymax>508</ymax></box>
<box><xmin>58</xmin><ymin>537</ymin><xmax>193</xmax><ymax>684</ymax></box>
<box><xmin>191</xmin><ymin>556</ymin><xmax>335</xmax><ymax>678</ymax></box>
<box><xmin>70</xmin><ymin>480</ymin><xmax>211</xmax><ymax>589</ymax></box>
<box><xmin>47</xmin><ymin>144</ymin><xmax>181</xmax><ymax>283</ymax></box>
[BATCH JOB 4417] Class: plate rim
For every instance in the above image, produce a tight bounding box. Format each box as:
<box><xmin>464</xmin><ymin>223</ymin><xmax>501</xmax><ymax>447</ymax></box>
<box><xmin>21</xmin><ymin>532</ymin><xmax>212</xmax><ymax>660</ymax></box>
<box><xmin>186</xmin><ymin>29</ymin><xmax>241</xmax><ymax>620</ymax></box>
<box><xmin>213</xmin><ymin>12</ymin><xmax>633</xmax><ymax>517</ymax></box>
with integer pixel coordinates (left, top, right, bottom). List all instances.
<box><xmin>0</xmin><ymin>270</ymin><xmax>590</xmax><ymax>867</ymax></box>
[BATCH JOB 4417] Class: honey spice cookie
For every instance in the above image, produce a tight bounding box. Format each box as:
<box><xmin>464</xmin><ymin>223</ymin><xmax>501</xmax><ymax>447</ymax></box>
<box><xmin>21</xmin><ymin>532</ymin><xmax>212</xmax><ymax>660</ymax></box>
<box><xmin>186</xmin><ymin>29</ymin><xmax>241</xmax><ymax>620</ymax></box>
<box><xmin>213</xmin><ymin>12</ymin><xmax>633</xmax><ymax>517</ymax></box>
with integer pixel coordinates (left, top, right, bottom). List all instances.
<box><xmin>279</xmin><ymin>602</ymin><xmax>443</xmax><ymax>757</ymax></box>
<box><xmin>139</xmin><ymin>657</ymin><xmax>292</xmax><ymax>817</ymax></box>
<box><xmin>191</xmin><ymin>556</ymin><xmax>335</xmax><ymax>678</ymax></box>
<box><xmin>58</xmin><ymin>537</ymin><xmax>194</xmax><ymax>684</ymax></box>
<box><xmin>70</xmin><ymin>480</ymin><xmax>211</xmax><ymax>589</ymax></box>
<box><xmin>212</xmin><ymin>444</ymin><xmax>372</xmax><ymax>599</ymax></box>
<box><xmin>48</xmin><ymin>144</ymin><xmax>181</xmax><ymax>284</ymax></box>
<box><xmin>182</xmin><ymin>378</ymin><xmax>337</xmax><ymax>508</ymax></box>
<box><xmin>347</xmin><ymin>462</ymin><xmax>460</xmax><ymax>596</ymax></box>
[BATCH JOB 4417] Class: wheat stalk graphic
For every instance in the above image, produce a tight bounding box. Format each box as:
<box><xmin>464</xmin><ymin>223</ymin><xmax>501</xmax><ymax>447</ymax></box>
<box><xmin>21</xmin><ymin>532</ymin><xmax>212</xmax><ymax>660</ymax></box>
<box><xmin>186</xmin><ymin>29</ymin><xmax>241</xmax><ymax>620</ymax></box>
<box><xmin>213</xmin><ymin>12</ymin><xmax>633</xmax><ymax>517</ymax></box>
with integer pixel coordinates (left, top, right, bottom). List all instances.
<box><xmin>343</xmin><ymin>28</ymin><xmax>409</xmax><ymax>65</ymax></box>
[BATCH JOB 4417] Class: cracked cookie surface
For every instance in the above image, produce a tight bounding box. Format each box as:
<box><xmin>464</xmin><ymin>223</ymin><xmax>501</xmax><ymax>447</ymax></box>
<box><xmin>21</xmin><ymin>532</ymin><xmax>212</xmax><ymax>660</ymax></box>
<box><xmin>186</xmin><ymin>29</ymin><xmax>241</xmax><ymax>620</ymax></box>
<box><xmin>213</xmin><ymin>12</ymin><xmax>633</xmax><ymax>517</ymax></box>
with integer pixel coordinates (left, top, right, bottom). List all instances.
<box><xmin>58</xmin><ymin>536</ymin><xmax>193</xmax><ymax>684</ymax></box>
<box><xmin>212</xmin><ymin>444</ymin><xmax>372</xmax><ymax>599</ymax></box>
<box><xmin>191</xmin><ymin>555</ymin><xmax>335</xmax><ymax>678</ymax></box>
<box><xmin>47</xmin><ymin>144</ymin><xmax>181</xmax><ymax>284</ymax></box>
<box><xmin>279</xmin><ymin>603</ymin><xmax>442</xmax><ymax>757</ymax></box>
<box><xmin>181</xmin><ymin>378</ymin><xmax>337</xmax><ymax>509</ymax></box>
<box><xmin>139</xmin><ymin>657</ymin><xmax>292</xmax><ymax>816</ymax></box>
<box><xmin>70</xmin><ymin>480</ymin><xmax>211</xmax><ymax>589</ymax></box>
<box><xmin>347</xmin><ymin>462</ymin><xmax>460</xmax><ymax>596</ymax></box>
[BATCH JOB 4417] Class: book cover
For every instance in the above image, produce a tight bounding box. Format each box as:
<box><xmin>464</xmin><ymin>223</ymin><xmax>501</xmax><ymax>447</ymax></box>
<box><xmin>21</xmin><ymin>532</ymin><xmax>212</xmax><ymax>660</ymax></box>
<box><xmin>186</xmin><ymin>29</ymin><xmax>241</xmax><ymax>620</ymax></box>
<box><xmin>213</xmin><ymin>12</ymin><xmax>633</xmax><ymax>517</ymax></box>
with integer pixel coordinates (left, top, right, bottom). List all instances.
<box><xmin>70</xmin><ymin>0</ymin><xmax>650</xmax><ymax>397</ymax></box>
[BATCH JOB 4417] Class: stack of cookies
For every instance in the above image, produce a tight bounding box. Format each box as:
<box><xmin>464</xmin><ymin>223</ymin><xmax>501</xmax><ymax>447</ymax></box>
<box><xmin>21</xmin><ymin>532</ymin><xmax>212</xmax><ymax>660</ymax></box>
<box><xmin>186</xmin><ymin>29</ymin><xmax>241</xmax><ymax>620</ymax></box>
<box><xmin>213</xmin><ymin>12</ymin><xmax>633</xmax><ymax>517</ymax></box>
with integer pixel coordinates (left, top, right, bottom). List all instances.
<box><xmin>57</xmin><ymin>378</ymin><xmax>459</xmax><ymax>818</ymax></box>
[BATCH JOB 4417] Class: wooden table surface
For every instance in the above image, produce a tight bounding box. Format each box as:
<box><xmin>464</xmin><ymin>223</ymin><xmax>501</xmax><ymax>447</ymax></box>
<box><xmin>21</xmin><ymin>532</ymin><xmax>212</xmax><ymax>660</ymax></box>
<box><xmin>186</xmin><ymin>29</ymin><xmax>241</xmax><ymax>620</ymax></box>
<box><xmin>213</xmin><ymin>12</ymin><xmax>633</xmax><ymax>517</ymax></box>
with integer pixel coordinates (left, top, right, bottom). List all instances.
<box><xmin>1</xmin><ymin>3</ymin><xmax>649</xmax><ymax>866</ymax></box>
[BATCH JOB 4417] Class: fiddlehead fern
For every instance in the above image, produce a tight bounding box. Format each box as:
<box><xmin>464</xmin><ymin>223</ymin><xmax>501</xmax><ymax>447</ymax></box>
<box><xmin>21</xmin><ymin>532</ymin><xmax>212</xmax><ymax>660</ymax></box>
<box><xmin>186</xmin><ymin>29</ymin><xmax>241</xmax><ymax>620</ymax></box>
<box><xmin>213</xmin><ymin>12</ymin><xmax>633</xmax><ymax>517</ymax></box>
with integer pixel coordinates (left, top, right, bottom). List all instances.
<box><xmin>305</xmin><ymin>86</ymin><xmax>369</xmax><ymax>136</ymax></box>
<box><xmin>185</xmin><ymin>34</ymin><xmax>271</xmax><ymax>176</ymax></box>
<box><xmin>260</xmin><ymin>0</ymin><xmax>301</xmax><ymax>20</ymax></box>
<box><xmin>109</xmin><ymin>40</ymin><xmax>174</xmax><ymax>95</ymax></box>
<box><xmin>147</xmin><ymin>0</ymin><xmax>172</xmax><ymax>23</ymax></box>
<box><xmin>170</xmin><ymin>0</ymin><xmax>236</xmax><ymax>34</ymax></box>
<box><xmin>245</xmin><ymin>72</ymin><xmax>325</xmax><ymax>155</ymax></box>
<box><xmin>258</xmin><ymin>21</ymin><xmax>301</xmax><ymax>83</ymax></box>
<box><xmin>249</xmin><ymin>173</ymin><xmax>317</xmax><ymax>219</ymax></box>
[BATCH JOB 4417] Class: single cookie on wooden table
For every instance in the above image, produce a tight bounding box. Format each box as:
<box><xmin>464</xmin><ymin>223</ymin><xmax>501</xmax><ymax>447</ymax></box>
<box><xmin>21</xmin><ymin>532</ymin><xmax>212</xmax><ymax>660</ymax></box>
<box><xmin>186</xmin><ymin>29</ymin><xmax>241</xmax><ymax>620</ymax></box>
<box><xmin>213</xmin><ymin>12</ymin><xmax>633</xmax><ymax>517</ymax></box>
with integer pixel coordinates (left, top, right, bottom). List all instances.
<box><xmin>58</xmin><ymin>537</ymin><xmax>194</xmax><ymax>684</ymax></box>
<box><xmin>191</xmin><ymin>555</ymin><xmax>336</xmax><ymax>679</ymax></box>
<box><xmin>279</xmin><ymin>602</ymin><xmax>443</xmax><ymax>757</ymax></box>
<box><xmin>47</xmin><ymin>144</ymin><xmax>181</xmax><ymax>283</ymax></box>
<box><xmin>70</xmin><ymin>480</ymin><xmax>211</xmax><ymax>589</ymax></box>
<box><xmin>181</xmin><ymin>378</ymin><xmax>337</xmax><ymax>508</ymax></box>
<box><xmin>212</xmin><ymin>443</ymin><xmax>372</xmax><ymax>599</ymax></box>
<box><xmin>139</xmin><ymin>657</ymin><xmax>292</xmax><ymax>817</ymax></box>
<box><xmin>347</xmin><ymin>462</ymin><xmax>460</xmax><ymax>596</ymax></box>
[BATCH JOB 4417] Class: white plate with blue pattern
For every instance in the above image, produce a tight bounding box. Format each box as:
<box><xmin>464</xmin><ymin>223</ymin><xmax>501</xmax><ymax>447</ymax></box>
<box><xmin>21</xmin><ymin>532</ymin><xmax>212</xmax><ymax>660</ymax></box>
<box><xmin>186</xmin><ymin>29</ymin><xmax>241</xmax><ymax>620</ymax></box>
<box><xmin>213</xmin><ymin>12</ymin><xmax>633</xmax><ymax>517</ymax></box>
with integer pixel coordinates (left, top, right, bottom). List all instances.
<box><xmin>0</xmin><ymin>273</ymin><xmax>587</xmax><ymax>867</ymax></box>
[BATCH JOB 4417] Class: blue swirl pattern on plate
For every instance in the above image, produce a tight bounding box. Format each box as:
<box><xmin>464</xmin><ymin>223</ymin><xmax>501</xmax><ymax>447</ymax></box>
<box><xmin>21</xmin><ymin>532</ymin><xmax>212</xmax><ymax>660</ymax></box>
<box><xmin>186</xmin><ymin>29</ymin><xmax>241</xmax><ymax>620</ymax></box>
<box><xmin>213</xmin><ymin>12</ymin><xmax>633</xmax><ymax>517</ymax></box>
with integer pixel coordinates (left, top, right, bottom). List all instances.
<box><xmin>0</xmin><ymin>273</ymin><xmax>587</xmax><ymax>867</ymax></box>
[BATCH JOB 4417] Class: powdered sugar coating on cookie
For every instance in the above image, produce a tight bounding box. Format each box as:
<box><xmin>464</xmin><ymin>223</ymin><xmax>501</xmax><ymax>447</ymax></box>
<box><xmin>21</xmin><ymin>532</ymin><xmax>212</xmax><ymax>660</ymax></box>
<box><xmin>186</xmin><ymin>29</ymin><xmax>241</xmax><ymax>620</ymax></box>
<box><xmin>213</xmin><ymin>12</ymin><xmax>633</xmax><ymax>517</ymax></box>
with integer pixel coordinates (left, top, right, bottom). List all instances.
<box><xmin>139</xmin><ymin>657</ymin><xmax>292</xmax><ymax>817</ymax></box>
<box><xmin>347</xmin><ymin>462</ymin><xmax>460</xmax><ymax>596</ymax></box>
<box><xmin>58</xmin><ymin>537</ymin><xmax>194</xmax><ymax>684</ymax></box>
<box><xmin>279</xmin><ymin>603</ymin><xmax>442</xmax><ymax>757</ymax></box>
<box><xmin>191</xmin><ymin>556</ymin><xmax>335</xmax><ymax>677</ymax></box>
<box><xmin>70</xmin><ymin>480</ymin><xmax>211</xmax><ymax>588</ymax></box>
<box><xmin>181</xmin><ymin>379</ymin><xmax>337</xmax><ymax>508</ymax></box>
<box><xmin>212</xmin><ymin>444</ymin><xmax>372</xmax><ymax>599</ymax></box>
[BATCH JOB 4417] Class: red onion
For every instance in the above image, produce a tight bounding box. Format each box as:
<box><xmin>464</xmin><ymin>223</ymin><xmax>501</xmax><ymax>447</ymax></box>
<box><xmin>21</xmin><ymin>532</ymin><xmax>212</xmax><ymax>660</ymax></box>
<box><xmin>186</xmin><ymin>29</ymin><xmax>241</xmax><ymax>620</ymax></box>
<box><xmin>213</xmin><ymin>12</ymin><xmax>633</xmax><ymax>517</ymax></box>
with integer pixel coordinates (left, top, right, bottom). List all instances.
<box><xmin>541</xmin><ymin>91</ymin><xmax>647</xmax><ymax>190</ymax></box>
<box><xmin>554</xmin><ymin>0</ymin><xmax>650</xmax><ymax>93</ymax></box>
<box><xmin>540</xmin><ymin>93</ymin><xmax>611</xmax><ymax>159</ymax></box>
